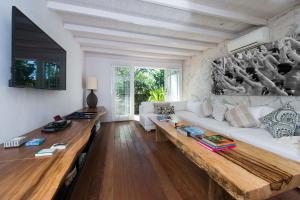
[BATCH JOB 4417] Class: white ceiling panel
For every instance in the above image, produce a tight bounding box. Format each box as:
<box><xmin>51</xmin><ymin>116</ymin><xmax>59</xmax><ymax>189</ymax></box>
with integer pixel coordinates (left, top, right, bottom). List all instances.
<box><xmin>47</xmin><ymin>0</ymin><xmax>300</xmax><ymax>61</ymax></box>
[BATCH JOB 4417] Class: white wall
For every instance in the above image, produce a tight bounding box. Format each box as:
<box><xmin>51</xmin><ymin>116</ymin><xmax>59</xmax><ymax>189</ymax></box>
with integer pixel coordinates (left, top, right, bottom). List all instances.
<box><xmin>0</xmin><ymin>0</ymin><xmax>84</xmax><ymax>142</ymax></box>
<box><xmin>85</xmin><ymin>53</ymin><xmax>183</xmax><ymax>122</ymax></box>
<box><xmin>183</xmin><ymin>5</ymin><xmax>300</xmax><ymax>108</ymax></box>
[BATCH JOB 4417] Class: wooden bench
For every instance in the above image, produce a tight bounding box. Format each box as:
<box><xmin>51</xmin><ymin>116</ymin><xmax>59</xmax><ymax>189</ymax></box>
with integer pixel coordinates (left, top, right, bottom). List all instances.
<box><xmin>150</xmin><ymin>116</ymin><xmax>300</xmax><ymax>200</ymax></box>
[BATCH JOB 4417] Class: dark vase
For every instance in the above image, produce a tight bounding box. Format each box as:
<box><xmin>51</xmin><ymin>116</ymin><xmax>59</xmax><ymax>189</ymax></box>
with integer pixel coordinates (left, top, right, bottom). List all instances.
<box><xmin>87</xmin><ymin>90</ymin><xmax>98</xmax><ymax>108</ymax></box>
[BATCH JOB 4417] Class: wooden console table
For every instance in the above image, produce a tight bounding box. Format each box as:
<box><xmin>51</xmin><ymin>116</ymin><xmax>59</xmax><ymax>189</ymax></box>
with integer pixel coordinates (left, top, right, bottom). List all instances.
<box><xmin>0</xmin><ymin>107</ymin><xmax>106</xmax><ymax>200</ymax></box>
<box><xmin>150</xmin><ymin>116</ymin><xmax>300</xmax><ymax>200</ymax></box>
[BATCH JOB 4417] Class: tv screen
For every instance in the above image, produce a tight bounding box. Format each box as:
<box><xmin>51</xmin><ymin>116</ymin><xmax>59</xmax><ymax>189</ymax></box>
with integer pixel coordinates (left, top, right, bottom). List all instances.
<box><xmin>10</xmin><ymin>6</ymin><xmax>66</xmax><ymax>90</ymax></box>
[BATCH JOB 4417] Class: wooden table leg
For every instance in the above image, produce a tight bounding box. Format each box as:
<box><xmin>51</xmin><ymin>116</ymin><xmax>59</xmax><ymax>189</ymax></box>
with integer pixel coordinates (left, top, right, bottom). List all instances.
<box><xmin>208</xmin><ymin>178</ymin><xmax>234</xmax><ymax>200</ymax></box>
<box><xmin>156</xmin><ymin>126</ymin><xmax>168</xmax><ymax>142</ymax></box>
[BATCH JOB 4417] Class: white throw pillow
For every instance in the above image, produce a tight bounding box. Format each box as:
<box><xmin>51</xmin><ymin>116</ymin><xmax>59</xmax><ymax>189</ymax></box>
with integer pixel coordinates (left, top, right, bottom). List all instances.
<box><xmin>248</xmin><ymin>106</ymin><xmax>274</xmax><ymax>125</ymax></box>
<box><xmin>212</xmin><ymin>103</ymin><xmax>228</xmax><ymax>121</ymax></box>
<box><xmin>199</xmin><ymin>100</ymin><xmax>213</xmax><ymax>117</ymax></box>
<box><xmin>171</xmin><ymin>101</ymin><xmax>187</xmax><ymax>111</ymax></box>
<box><xmin>225</xmin><ymin>105</ymin><xmax>257</xmax><ymax>128</ymax></box>
<box><xmin>186</xmin><ymin>101</ymin><xmax>201</xmax><ymax>116</ymax></box>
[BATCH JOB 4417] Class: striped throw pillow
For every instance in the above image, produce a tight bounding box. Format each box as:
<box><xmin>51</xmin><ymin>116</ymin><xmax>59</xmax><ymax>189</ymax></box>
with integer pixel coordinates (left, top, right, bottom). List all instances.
<box><xmin>225</xmin><ymin>105</ymin><xmax>257</xmax><ymax>128</ymax></box>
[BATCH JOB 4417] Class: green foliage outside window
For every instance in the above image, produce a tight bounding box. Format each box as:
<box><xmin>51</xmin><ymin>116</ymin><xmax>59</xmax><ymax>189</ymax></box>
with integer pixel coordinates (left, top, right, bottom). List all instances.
<box><xmin>134</xmin><ymin>68</ymin><xmax>165</xmax><ymax>114</ymax></box>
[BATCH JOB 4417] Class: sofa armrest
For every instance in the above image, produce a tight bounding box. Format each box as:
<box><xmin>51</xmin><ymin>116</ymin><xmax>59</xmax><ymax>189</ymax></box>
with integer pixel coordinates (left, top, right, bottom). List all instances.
<box><xmin>139</xmin><ymin>105</ymin><xmax>143</xmax><ymax>115</ymax></box>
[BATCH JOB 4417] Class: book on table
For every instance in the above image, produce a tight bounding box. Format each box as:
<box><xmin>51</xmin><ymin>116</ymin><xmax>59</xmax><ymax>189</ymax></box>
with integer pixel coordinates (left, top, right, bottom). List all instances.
<box><xmin>25</xmin><ymin>138</ymin><xmax>45</xmax><ymax>146</ymax></box>
<box><xmin>193</xmin><ymin>134</ymin><xmax>236</xmax><ymax>152</ymax></box>
<box><xmin>35</xmin><ymin>148</ymin><xmax>57</xmax><ymax>157</ymax></box>
<box><xmin>197</xmin><ymin>140</ymin><xmax>236</xmax><ymax>152</ymax></box>
<box><xmin>202</xmin><ymin>135</ymin><xmax>235</xmax><ymax>147</ymax></box>
<box><xmin>177</xmin><ymin>126</ymin><xmax>205</xmax><ymax>137</ymax></box>
<box><xmin>157</xmin><ymin>115</ymin><xmax>171</xmax><ymax>121</ymax></box>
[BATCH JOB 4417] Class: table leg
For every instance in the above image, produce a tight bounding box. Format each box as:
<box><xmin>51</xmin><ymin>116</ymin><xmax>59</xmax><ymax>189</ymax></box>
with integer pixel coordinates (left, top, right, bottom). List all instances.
<box><xmin>208</xmin><ymin>178</ymin><xmax>234</xmax><ymax>200</ymax></box>
<box><xmin>156</xmin><ymin>126</ymin><xmax>168</xmax><ymax>142</ymax></box>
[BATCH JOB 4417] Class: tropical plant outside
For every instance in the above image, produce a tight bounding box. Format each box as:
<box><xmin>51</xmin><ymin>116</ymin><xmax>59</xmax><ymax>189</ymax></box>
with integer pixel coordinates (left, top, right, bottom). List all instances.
<box><xmin>148</xmin><ymin>88</ymin><xmax>165</xmax><ymax>102</ymax></box>
<box><xmin>134</xmin><ymin>68</ymin><xmax>165</xmax><ymax>114</ymax></box>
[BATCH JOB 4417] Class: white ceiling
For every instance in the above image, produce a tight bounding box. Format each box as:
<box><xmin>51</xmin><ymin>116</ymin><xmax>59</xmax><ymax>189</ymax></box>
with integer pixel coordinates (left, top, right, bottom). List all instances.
<box><xmin>47</xmin><ymin>0</ymin><xmax>300</xmax><ymax>61</ymax></box>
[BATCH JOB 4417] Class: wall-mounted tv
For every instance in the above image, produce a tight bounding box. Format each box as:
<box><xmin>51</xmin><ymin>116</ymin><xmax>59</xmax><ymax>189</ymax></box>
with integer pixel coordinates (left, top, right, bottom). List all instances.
<box><xmin>10</xmin><ymin>6</ymin><xmax>66</xmax><ymax>90</ymax></box>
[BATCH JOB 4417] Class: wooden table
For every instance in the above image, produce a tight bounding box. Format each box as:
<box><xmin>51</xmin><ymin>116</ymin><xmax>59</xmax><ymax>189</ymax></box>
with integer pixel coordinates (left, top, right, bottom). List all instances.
<box><xmin>150</xmin><ymin>116</ymin><xmax>300</xmax><ymax>200</ymax></box>
<box><xmin>0</xmin><ymin>107</ymin><xmax>106</xmax><ymax>200</ymax></box>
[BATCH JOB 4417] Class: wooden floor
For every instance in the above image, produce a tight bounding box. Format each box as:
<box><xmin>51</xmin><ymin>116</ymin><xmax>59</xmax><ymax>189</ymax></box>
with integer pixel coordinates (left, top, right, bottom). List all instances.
<box><xmin>69</xmin><ymin>121</ymin><xmax>300</xmax><ymax>200</ymax></box>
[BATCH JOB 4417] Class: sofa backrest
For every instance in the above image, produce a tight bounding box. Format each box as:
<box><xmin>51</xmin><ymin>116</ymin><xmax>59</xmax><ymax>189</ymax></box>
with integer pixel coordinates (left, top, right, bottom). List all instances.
<box><xmin>170</xmin><ymin>101</ymin><xmax>187</xmax><ymax>111</ymax></box>
<box><xmin>140</xmin><ymin>101</ymin><xmax>187</xmax><ymax>114</ymax></box>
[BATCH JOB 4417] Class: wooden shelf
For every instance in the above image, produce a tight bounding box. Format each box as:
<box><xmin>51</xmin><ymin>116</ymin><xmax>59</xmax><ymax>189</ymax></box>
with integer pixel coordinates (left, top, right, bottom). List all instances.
<box><xmin>0</xmin><ymin>107</ymin><xmax>106</xmax><ymax>200</ymax></box>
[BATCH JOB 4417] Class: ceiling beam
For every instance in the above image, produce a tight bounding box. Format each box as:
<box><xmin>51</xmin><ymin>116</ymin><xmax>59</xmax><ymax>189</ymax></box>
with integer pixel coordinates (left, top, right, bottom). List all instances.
<box><xmin>139</xmin><ymin>0</ymin><xmax>267</xmax><ymax>25</ymax></box>
<box><xmin>64</xmin><ymin>24</ymin><xmax>216</xmax><ymax>51</ymax></box>
<box><xmin>81</xmin><ymin>47</ymin><xmax>189</xmax><ymax>60</ymax></box>
<box><xmin>76</xmin><ymin>37</ymin><xmax>201</xmax><ymax>56</ymax></box>
<box><xmin>47</xmin><ymin>1</ymin><xmax>237</xmax><ymax>39</ymax></box>
<box><xmin>85</xmin><ymin>53</ymin><xmax>183</xmax><ymax>65</ymax></box>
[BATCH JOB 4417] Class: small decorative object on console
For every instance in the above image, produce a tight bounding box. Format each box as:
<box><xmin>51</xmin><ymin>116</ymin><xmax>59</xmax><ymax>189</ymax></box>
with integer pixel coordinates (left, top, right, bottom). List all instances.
<box><xmin>4</xmin><ymin>136</ymin><xmax>29</xmax><ymax>148</ymax></box>
<box><xmin>42</xmin><ymin>120</ymin><xmax>72</xmax><ymax>133</ymax></box>
<box><xmin>35</xmin><ymin>148</ymin><xmax>57</xmax><ymax>157</ymax></box>
<box><xmin>66</xmin><ymin>112</ymin><xmax>96</xmax><ymax>120</ymax></box>
<box><xmin>53</xmin><ymin>115</ymin><xmax>63</xmax><ymax>121</ymax></box>
<box><xmin>25</xmin><ymin>138</ymin><xmax>45</xmax><ymax>146</ymax></box>
<box><xmin>51</xmin><ymin>143</ymin><xmax>67</xmax><ymax>150</ymax></box>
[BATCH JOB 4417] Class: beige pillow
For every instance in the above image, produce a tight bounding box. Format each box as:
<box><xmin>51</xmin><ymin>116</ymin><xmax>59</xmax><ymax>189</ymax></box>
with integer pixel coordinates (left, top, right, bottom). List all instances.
<box><xmin>199</xmin><ymin>100</ymin><xmax>213</xmax><ymax>117</ymax></box>
<box><xmin>225</xmin><ymin>105</ymin><xmax>257</xmax><ymax>128</ymax></box>
<box><xmin>212</xmin><ymin>103</ymin><xmax>228</xmax><ymax>121</ymax></box>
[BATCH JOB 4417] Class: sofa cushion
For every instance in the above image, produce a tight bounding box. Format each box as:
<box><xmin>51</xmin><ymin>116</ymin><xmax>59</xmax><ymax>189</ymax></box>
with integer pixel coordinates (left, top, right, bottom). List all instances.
<box><xmin>212</xmin><ymin>103</ymin><xmax>227</xmax><ymax>121</ymax></box>
<box><xmin>229</xmin><ymin>127</ymin><xmax>300</xmax><ymax>163</ymax></box>
<box><xmin>200</xmin><ymin>100</ymin><xmax>213</xmax><ymax>117</ymax></box>
<box><xmin>225</xmin><ymin>105</ymin><xmax>257</xmax><ymax>128</ymax></box>
<box><xmin>171</xmin><ymin>101</ymin><xmax>187</xmax><ymax>111</ymax></box>
<box><xmin>141</xmin><ymin>102</ymin><xmax>155</xmax><ymax>114</ymax></box>
<box><xmin>195</xmin><ymin>118</ymin><xmax>300</xmax><ymax>163</ymax></box>
<box><xmin>259</xmin><ymin>103</ymin><xmax>298</xmax><ymax>138</ymax></box>
<box><xmin>248</xmin><ymin>106</ymin><xmax>274</xmax><ymax>124</ymax></box>
<box><xmin>153</xmin><ymin>102</ymin><xmax>170</xmax><ymax>114</ymax></box>
<box><xmin>175</xmin><ymin>111</ymin><xmax>201</xmax><ymax>125</ymax></box>
<box><xmin>162</xmin><ymin>105</ymin><xmax>175</xmax><ymax>115</ymax></box>
<box><xmin>186</xmin><ymin>101</ymin><xmax>201</xmax><ymax>116</ymax></box>
<box><xmin>195</xmin><ymin>117</ymin><xmax>234</xmax><ymax>137</ymax></box>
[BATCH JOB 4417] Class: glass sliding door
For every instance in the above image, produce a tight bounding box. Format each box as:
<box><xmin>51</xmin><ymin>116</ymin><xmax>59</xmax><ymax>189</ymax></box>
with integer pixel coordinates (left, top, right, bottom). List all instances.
<box><xmin>112</xmin><ymin>66</ymin><xmax>134</xmax><ymax>121</ymax></box>
<box><xmin>165</xmin><ymin>69</ymin><xmax>182</xmax><ymax>101</ymax></box>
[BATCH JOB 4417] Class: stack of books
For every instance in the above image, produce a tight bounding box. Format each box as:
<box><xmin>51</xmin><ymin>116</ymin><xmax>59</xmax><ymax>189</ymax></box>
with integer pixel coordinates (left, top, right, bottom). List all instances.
<box><xmin>177</xmin><ymin>126</ymin><xmax>205</xmax><ymax>137</ymax></box>
<box><xmin>157</xmin><ymin>115</ymin><xmax>171</xmax><ymax>121</ymax></box>
<box><xmin>195</xmin><ymin>135</ymin><xmax>236</xmax><ymax>152</ymax></box>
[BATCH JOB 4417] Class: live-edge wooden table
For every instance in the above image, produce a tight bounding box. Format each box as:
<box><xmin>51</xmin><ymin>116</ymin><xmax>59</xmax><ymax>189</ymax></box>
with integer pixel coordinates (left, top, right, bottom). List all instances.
<box><xmin>0</xmin><ymin>107</ymin><xmax>106</xmax><ymax>200</ymax></box>
<box><xmin>150</xmin><ymin>116</ymin><xmax>300</xmax><ymax>200</ymax></box>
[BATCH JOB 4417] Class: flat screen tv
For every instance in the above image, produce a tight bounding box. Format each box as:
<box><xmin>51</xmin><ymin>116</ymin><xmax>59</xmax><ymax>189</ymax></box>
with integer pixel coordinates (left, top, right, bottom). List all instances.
<box><xmin>10</xmin><ymin>6</ymin><xmax>66</xmax><ymax>90</ymax></box>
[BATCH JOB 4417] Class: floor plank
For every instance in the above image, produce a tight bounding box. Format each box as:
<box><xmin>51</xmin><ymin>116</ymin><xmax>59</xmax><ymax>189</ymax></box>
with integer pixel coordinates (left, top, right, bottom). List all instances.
<box><xmin>69</xmin><ymin>121</ymin><xmax>300</xmax><ymax>200</ymax></box>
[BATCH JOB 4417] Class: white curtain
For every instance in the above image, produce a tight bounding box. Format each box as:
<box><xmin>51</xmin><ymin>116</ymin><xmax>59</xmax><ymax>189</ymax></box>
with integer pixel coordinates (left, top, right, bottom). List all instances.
<box><xmin>112</xmin><ymin>66</ymin><xmax>134</xmax><ymax>121</ymax></box>
<box><xmin>165</xmin><ymin>69</ymin><xmax>182</xmax><ymax>101</ymax></box>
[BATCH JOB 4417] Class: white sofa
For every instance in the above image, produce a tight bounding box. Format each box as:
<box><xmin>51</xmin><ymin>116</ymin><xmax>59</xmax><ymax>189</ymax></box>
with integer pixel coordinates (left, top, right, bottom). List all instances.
<box><xmin>139</xmin><ymin>101</ymin><xmax>300</xmax><ymax>163</ymax></box>
<box><xmin>139</xmin><ymin>101</ymin><xmax>187</xmax><ymax>131</ymax></box>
